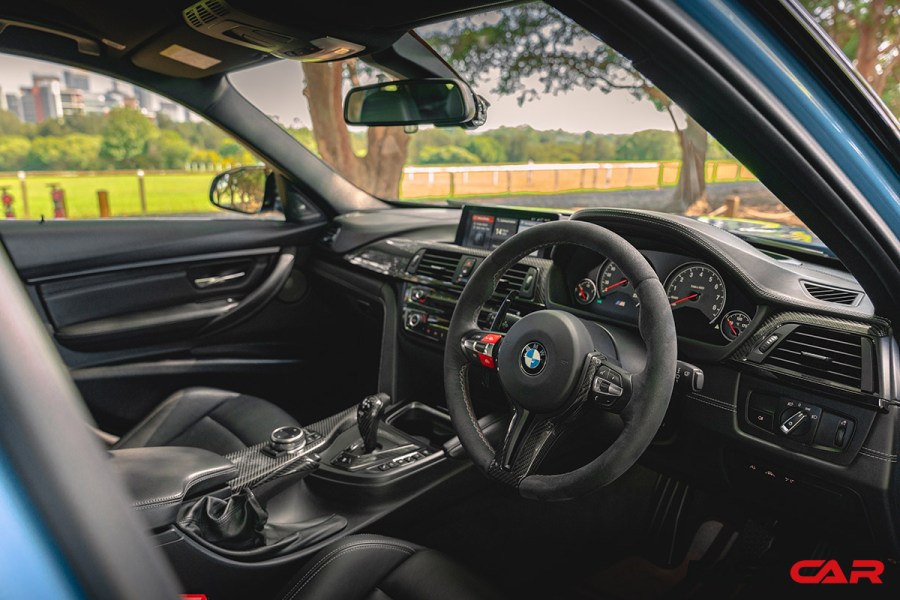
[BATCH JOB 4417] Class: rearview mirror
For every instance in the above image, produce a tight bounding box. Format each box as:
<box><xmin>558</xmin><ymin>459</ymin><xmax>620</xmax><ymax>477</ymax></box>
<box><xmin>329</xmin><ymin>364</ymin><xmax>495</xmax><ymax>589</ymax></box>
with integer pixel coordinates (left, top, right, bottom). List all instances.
<box><xmin>210</xmin><ymin>165</ymin><xmax>268</xmax><ymax>214</ymax></box>
<box><xmin>344</xmin><ymin>78</ymin><xmax>477</xmax><ymax>127</ymax></box>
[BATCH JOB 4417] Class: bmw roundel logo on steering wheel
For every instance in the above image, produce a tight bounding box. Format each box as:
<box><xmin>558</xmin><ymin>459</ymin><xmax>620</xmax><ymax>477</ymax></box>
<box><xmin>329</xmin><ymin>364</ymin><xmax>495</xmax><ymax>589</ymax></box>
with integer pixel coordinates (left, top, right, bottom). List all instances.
<box><xmin>520</xmin><ymin>342</ymin><xmax>547</xmax><ymax>375</ymax></box>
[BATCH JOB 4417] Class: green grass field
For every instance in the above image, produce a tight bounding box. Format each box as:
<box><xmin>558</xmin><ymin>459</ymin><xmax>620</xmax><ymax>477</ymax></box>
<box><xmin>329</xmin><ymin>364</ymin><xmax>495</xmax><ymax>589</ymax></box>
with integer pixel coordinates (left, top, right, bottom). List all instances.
<box><xmin>0</xmin><ymin>172</ymin><xmax>218</xmax><ymax>219</ymax></box>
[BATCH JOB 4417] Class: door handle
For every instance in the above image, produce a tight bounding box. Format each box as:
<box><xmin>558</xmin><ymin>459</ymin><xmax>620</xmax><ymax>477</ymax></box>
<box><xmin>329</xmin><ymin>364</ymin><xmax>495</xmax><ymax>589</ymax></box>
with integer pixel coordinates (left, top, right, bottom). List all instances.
<box><xmin>194</xmin><ymin>271</ymin><xmax>246</xmax><ymax>288</ymax></box>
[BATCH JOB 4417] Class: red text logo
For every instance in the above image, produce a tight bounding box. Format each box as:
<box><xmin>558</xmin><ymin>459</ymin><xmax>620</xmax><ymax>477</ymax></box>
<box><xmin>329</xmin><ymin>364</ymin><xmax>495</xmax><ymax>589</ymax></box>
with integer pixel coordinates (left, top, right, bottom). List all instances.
<box><xmin>790</xmin><ymin>559</ymin><xmax>884</xmax><ymax>584</ymax></box>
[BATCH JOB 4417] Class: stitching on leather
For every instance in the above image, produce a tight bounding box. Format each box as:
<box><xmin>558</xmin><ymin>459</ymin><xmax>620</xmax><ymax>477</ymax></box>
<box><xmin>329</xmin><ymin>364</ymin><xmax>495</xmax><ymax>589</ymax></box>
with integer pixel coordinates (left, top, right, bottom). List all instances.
<box><xmin>688</xmin><ymin>394</ymin><xmax>736</xmax><ymax>412</ymax></box>
<box><xmin>282</xmin><ymin>542</ymin><xmax>414</xmax><ymax>600</ymax></box>
<box><xmin>860</xmin><ymin>446</ymin><xmax>897</xmax><ymax>458</ymax></box>
<box><xmin>130</xmin><ymin>464</ymin><xmax>236</xmax><ymax>507</ymax></box>
<box><xmin>858</xmin><ymin>450</ymin><xmax>898</xmax><ymax>463</ymax></box>
<box><xmin>689</xmin><ymin>392</ymin><xmax>735</xmax><ymax>407</ymax></box>
<box><xmin>459</xmin><ymin>364</ymin><xmax>493</xmax><ymax>453</ymax></box>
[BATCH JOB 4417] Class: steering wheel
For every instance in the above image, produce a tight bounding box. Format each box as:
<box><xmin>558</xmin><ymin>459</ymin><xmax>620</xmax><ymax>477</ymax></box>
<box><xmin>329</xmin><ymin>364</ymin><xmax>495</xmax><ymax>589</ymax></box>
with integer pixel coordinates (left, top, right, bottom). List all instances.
<box><xmin>444</xmin><ymin>220</ymin><xmax>677</xmax><ymax>501</ymax></box>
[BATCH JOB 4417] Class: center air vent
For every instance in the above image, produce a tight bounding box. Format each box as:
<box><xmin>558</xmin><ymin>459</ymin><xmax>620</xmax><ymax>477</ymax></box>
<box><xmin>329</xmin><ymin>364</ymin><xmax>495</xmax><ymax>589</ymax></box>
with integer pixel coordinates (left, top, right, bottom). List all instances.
<box><xmin>762</xmin><ymin>325</ymin><xmax>871</xmax><ymax>390</ymax></box>
<box><xmin>411</xmin><ymin>249</ymin><xmax>460</xmax><ymax>283</ymax></box>
<box><xmin>801</xmin><ymin>281</ymin><xmax>862</xmax><ymax>306</ymax></box>
<box><xmin>496</xmin><ymin>264</ymin><xmax>537</xmax><ymax>299</ymax></box>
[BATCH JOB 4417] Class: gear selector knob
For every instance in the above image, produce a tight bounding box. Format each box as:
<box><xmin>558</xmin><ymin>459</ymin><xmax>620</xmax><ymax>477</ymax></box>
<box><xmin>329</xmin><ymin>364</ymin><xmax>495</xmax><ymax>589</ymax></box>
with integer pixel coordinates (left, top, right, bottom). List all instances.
<box><xmin>358</xmin><ymin>394</ymin><xmax>388</xmax><ymax>454</ymax></box>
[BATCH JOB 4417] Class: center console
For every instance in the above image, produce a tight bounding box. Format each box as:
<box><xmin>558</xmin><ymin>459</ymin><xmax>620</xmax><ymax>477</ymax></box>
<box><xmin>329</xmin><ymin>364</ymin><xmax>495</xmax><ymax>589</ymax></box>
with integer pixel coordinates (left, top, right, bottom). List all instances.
<box><xmin>111</xmin><ymin>394</ymin><xmax>491</xmax><ymax>600</ymax></box>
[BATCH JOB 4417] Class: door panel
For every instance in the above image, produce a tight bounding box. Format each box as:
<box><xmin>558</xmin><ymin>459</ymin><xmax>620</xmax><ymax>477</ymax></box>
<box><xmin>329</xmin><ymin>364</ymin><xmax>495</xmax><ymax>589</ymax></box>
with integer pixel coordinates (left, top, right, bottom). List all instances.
<box><xmin>0</xmin><ymin>219</ymin><xmax>380</xmax><ymax>433</ymax></box>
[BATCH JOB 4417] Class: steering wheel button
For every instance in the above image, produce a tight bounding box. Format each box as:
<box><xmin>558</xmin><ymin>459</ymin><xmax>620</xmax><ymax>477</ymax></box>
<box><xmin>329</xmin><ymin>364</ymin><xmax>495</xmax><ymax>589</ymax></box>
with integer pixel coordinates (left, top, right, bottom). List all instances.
<box><xmin>482</xmin><ymin>333</ymin><xmax>502</xmax><ymax>344</ymax></box>
<box><xmin>479</xmin><ymin>354</ymin><xmax>496</xmax><ymax>369</ymax></box>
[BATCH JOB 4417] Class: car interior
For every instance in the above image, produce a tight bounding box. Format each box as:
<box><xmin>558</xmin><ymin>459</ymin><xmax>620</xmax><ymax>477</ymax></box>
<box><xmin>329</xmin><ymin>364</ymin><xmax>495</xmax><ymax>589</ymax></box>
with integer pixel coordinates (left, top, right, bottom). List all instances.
<box><xmin>0</xmin><ymin>0</ymin><xmax>898</xmax><ymax>598</ymax></box>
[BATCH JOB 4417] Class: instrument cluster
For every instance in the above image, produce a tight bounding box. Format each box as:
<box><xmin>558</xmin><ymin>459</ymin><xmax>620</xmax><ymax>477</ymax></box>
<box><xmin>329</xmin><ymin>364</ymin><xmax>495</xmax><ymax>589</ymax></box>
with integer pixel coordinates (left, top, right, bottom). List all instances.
<box><xmin>569</xmin><ymin>250</ymin><xmax>757</xmax><ymax>345</ymax></box>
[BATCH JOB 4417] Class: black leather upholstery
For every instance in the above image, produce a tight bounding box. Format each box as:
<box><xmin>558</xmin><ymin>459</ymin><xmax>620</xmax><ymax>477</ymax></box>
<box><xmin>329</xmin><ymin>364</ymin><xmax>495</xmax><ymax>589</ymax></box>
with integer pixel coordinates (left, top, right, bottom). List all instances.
<box><xmin>114</xmin><ymin>387</ymin><xmax>299</xmax><ymax>455</ymax></box>
<box><xmin>278</xmin><ymin>535</ymin><xmax>503</xmax><ymax>600</ymax></box>
<box><xmin>109</xmin><ymin>446</ymin><xmax>237</xmax><ymax>529</ymax></box>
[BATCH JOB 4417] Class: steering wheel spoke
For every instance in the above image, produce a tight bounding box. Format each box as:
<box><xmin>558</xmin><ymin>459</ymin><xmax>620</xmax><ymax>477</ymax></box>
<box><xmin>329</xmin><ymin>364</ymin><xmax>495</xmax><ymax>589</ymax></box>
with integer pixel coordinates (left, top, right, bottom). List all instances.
<box><xmin>461</xmin><ymin>330</ymin><xmax>504</xmax><ymax>369</ymax></box>
<box><xmin>589</xmin><ymin>362</ymin><xmax>633</xmax><ymax>413</ymax></box>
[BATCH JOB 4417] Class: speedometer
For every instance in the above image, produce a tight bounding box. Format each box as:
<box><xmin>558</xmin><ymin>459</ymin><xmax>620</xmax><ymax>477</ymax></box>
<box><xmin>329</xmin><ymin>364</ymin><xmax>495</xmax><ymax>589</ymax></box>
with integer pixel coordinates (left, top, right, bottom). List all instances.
<box><xmin>598</xmin><ymin>260</ymin><xmax>636</xmax><ymax>298</ymax></box>
<box><xmin>665</xmin><ymin>263</ymin><xmax>726</xmax><ymax>323</ymax></box>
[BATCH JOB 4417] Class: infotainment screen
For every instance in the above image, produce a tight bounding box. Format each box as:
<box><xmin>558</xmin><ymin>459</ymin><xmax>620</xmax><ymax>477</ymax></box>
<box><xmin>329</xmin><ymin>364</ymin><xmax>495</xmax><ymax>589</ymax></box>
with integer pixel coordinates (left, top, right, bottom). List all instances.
<box><xmin>455</xmin><ymin>206</ymin><xmax>559</xmax><ymax>251</ymax></box>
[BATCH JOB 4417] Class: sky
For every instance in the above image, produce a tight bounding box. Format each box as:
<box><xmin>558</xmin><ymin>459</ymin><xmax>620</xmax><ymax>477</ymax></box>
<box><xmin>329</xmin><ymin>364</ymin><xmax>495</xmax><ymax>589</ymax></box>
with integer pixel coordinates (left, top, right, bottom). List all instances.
<box><xmin>0</xmin><ymin>53</ymin><xmax>679</xmax><ymax>136</ymax></box>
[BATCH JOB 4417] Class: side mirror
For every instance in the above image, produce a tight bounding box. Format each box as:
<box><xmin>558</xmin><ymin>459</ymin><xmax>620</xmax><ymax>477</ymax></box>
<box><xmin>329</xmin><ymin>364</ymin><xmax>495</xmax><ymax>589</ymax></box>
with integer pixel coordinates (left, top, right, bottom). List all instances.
<box><xmin>344</xmin><ymin>78</ymin><xmax>477</xmax><ymax>127</ymax></box>
<box><xmin>210</xmin><ymin>166</ymin><xmax>268</xmax><ymax>214</ymax></box>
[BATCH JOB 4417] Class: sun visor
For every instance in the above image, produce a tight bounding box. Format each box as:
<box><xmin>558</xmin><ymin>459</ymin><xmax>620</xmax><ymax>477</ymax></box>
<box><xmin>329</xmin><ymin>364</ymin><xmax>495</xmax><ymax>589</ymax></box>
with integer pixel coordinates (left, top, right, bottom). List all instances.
<box><xmin>131</xmin><ymin>21</ymin><xmax>268</xmax><ymax>78</ymax></box>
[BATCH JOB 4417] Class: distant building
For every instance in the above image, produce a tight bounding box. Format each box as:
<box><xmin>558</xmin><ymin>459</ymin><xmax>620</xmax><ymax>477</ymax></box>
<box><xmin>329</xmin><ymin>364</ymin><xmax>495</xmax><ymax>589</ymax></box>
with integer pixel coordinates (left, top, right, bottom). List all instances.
<box><xmin>157</xmin><ymin>100</ymin><xmax>187</xmax><ymax>122</ymax></box>
<box><xmin>60</xmin><ymin>88</ymin><xmax>85</xmax><ymax>116</ymax></box>
<box><xmin>63</xmin><ymin>70</ymin><xmax>91</xmax><ymax>92</ymax></box>
<box><xmin>6</xmin><ymin>93</ymin><xmax>23</xmax><ymax>120</ymax></box>
<box><xmin>20</xmin><ymin>87</ymin><xmax>37</xmax><ymax>123</ymax></box>
<box><xmin>133</xmin><ymin>86</ymin><xmax>158</xmax><ymax>112</ymax></box>
<box><xmin>79</xmin><ymin>91</ymin><xmax>108</xmax><ymax>115</ymax></box>
<box><xmin>0</xmin><ymin>87</ymin><xmax>6</xmax><ymax>112</ymax></box>
<box><xmin>17</xmin><ymin>75</ymin><xmax>64</xmax><ymax>123</ymax></box>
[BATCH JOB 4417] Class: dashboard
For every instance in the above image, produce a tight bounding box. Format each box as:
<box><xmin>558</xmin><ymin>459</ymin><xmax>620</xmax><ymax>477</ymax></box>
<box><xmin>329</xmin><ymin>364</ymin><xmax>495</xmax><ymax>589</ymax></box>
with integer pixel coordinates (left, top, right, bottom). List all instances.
<box><xmin>316</xmin><ymin>204</ymin><xmax>900</xmax><ymax>553</ymax></box>
<box><xmin>562</xmin><ymin>250</ymin><xmax>757</xmax><ymax>345</ymax></box>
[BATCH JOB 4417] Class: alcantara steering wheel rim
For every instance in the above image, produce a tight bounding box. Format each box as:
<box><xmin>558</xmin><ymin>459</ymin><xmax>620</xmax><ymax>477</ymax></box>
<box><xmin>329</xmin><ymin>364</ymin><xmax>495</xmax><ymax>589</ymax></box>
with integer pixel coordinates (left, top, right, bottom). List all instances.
<box><xmin>443</xmin><ymin>219</ymin><xmax>677</xmax><ymax>501</ymax></box>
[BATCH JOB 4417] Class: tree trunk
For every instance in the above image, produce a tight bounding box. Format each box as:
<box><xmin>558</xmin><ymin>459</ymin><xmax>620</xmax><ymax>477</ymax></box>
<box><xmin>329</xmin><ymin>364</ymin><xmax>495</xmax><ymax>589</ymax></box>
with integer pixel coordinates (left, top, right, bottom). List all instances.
<box><xmin>301</xmin><ymin>62</ymin><xmax>410</xmax><ymax>199</ymax></box>
<box><xmin>672</xmin><ymin>115</ymin><xmax>708</xmax><ymax>214</ymax></box>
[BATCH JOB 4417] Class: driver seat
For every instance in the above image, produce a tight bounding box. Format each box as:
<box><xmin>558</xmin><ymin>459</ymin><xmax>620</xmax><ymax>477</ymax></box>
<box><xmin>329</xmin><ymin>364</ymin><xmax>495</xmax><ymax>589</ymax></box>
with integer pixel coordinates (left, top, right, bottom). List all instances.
<box><xmin>279</xmin><ymin>534</ymin><xmax>503</xmax><ymax>600</ymax></box>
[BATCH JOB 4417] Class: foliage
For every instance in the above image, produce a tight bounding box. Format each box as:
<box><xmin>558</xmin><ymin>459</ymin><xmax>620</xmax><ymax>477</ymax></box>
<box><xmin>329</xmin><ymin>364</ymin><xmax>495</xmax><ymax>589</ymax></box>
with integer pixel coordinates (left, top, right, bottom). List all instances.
<box><xmin>0</xmin><ymin>135</ymin><xmax>31</xmax><ymax>170</ymax></box>
<box><xmin>26</xmin><ymin>134</ymin><xmax>101</xmax><ymax>170</ymax></box>
<box><xmin>149</xmin><ymin>130</ymin><xmax>192</xmax><ymax>169</ymax></box>
<box><xmin>99</xmin><ymin>107</ymin><xmax>158</xmax><ymax>168</ymax></box>
<box><xmin>0</xmin><ymin>110</ymin><xmax>28</xmax><ymax>136</ymax></box>
<box><xmin>801</xmin><ymin>0</ymin><xmax>898</xmax><ymax>113</ymax></box>
<box><xmin>418</xmin><ymin>145</ymin><xmax>482</xmax><ymax>164</ymax></box>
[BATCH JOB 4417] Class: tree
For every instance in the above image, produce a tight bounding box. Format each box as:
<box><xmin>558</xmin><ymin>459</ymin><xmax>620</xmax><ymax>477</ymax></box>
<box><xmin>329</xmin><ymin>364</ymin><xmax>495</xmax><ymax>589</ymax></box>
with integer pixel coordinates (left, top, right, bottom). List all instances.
<box><xmin>803</xmin><ymin>0</ymin><xmax>899</xmax><ymax>115</ymax></box>
<box><xmin>0</xmin><ymin>110</ymin><xmax>27</xmax><ymax>136</ymax></box>
<box><xmin>465</xmin><ymin>136</ymin><xmax>507</xmax><ymax>163</ymax></box>
<box><xmin>426</xmin><ymin>4</ymin><xmax>709</xmax><ymax>211</ymax></box>
<box><xmin>301</xmin><ymin>60</ymin><xmax>410</xmax><ymax>199</ymax></box>
<box><xmin>419</xmin><ymin>145</ymin><xmax>482</xmax><ymax>164</ymax></box>
<box><xmin>152</xmin><ymin>130</ymin><xmax>192</xmax><ymax>169</ymax></box>
<box><xmin>100</xmin><ymin>107</ymin><xmax>158</xmax><ymax>168</ymax></box>
<box><xmin>26</xmin><ymin>134</ymin><xmax>100</xmax><ymax>170</ymax></box>
<box><xmin>0</xmin><ymin>136</ymin><xmax>30</xmax><ymax>170</ymax></box>
<box><xmin>616</xmin><ymin>130</ymin><xmax>680</xmax><ymax>161</ymax></box>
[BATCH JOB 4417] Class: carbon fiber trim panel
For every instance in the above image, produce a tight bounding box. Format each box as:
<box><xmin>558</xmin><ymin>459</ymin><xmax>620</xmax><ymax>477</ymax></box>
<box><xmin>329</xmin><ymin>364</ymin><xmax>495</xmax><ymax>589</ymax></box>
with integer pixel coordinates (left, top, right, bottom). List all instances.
<box><xmin>225</xmin><ymin>407</ymin><xmax>357</xmax><ymax>490</ymax></box>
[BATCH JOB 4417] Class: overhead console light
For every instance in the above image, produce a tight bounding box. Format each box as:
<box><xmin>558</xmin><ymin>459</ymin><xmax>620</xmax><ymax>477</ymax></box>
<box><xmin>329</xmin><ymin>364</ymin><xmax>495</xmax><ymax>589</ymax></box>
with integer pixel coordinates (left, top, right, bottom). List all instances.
<box><xmin>182</xmin><ymin>0</ymin><xmax>365</xmax><ymax>61</ymax></box>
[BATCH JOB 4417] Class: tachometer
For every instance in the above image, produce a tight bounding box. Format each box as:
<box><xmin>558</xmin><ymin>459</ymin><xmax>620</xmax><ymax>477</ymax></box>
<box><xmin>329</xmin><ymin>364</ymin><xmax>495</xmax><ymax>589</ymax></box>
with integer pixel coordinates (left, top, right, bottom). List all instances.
<box><xmin>574</xmin><ymin>278</ymin><xmax>597</xmax><ymax>305</ymax></box>
<box><xmin>665</xmin><ymin>263</ymin><xmax>726</xmax><ymax>323</ymax></box>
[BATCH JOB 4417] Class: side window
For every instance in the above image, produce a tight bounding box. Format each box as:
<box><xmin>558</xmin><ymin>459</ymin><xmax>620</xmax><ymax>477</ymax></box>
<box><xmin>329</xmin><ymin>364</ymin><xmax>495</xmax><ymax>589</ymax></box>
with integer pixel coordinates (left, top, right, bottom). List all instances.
<box><xmin>0</xmin><ymin>54</ymin><xmax>274</xmax><ymax>220</ymax></box>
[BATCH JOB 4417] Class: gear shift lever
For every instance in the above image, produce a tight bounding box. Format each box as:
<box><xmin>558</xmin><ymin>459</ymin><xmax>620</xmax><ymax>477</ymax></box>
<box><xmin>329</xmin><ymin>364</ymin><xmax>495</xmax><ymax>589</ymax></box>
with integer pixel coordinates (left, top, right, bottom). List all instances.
<box><xmin>357</xmin><ymin>394</ymin><xmax>388</xmax><ymax>454</ymax></box>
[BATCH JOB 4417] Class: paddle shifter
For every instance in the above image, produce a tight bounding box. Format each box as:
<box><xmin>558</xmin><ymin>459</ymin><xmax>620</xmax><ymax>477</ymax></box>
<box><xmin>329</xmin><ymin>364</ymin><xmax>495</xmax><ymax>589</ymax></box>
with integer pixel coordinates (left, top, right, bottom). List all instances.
<box><xmin>357</xmin><ymin>393</ymin><xmax>388</xmax><ymax>454</ymax></box>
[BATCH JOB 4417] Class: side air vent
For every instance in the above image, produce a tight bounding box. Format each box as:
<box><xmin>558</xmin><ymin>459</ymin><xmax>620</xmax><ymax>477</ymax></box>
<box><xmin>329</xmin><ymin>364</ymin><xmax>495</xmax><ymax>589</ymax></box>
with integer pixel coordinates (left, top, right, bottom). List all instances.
<box><xmin>412</xmin><ymin>249</ymin><xmax>460</xmax><ymax>283</ymax></box>
<box><xmin>801</xmin><ymin>281</ymin><xmax>862</xmax><ymax>306</ymax></box>
<box><xmin>496</xmin><ymin>264</ymin><xmax>537</xmax><ymax>298</ymax></box>
<box><xmin>320</xmin><ymin>223</ymin><xmax>341</xmax><ymax>246</ymax></box>
<box><xmin>763</xmin><ymin>325</ymin><xmax>869</xmax><ymax>389</ymax></box>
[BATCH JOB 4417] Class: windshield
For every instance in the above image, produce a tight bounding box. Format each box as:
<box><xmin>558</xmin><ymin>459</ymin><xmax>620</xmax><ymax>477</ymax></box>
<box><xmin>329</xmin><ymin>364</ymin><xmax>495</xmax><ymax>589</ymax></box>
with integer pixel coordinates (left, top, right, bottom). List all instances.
<box><xmin>229</xmin><ymin>2</ymin><xmax>898</xmax><ymax>253</ymax></box>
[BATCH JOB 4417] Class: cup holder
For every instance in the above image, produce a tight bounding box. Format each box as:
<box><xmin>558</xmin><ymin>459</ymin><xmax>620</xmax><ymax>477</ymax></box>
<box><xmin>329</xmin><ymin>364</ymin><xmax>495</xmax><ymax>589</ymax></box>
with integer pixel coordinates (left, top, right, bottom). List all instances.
<box><xmin>386</xmin><ymin>402</ymin><xmax>456</xmax><ymax>447</ymax></box>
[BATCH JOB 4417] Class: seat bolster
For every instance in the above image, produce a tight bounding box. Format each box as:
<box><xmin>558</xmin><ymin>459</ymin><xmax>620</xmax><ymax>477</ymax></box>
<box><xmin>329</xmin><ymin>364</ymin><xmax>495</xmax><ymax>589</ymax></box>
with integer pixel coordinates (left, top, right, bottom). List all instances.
<box><xmin>280</xmin><ymin>535</ymin><xmax>503</xmax><ymax>600</ymax></box>
<box><xmin>114</xmin><ymin>387</ymin><xmax>298</xmax><ymax>454</ymax></box>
